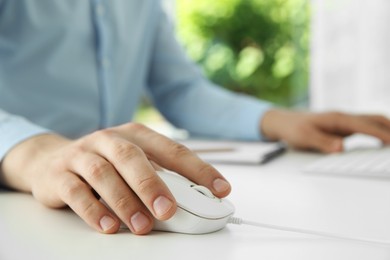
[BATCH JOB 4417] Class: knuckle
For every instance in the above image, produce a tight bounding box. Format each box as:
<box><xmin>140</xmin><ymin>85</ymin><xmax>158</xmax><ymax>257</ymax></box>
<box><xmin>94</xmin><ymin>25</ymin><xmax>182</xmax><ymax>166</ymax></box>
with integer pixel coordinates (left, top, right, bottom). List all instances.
<box><xmin>113</xmin><ymin>196</ymin><xmax>134</xmax><ymax>212</ymax></box>
<box><xmin>65</xmin><ymin>145</ymin><xmax>87</xmax><ymax>160</ymax></box>
<box><xmin>198</xmin><ymin>163</ymin><xmax>217</xmax><ymax>178</ymax></box>
<box><xmin>86</xmin><ymin>160</ymin><xmax>112</xmax><ymax>182</ymax></box>
<box><xmin>135</xmin><ymin>175</ymin><xmax>159</xmax><ymax>194</ymax></box>
<box><xmin>129</xmin><ymin>122</ymin><xmax>157</xmax><ymax>139</ymax></box>
<box><xmin>113</xmin><ymin>142</ymin><xmax>142</xmax><ymax>162</ymax></box>
<box><xmin>60</xmin><ymin>179</ymin><xmax>88</xmax><ymax>202</ymax></box>
<box><xmin>124</xmin><ymin>122</ymin><xmax>157</xmax><ymax>140</ymax></box>
<box><xmin>91</xmin><ymin>128</ymin><xmax>115</xmax><ymax>140</ymax></box>
<box><xmin>167</xmin><ymin>142</ymin><xmax>191</xmax><ymax>160</ymax></box>
<box><xmin>83</xmin><ymin>128</ymin><xmax>116</xmax><ymax>145</ymax></box>
<box><xmin>126</xmin><ymin>122</ymin><xmax>148</xmax><ymax>132</ymax></box>
<box><xmin>46</xmin><ymin>159</ymin><xmax>60</xmax><ymax>173</ymax></box>
<box><xmin>47</xmin><ymin>156</ymin><xmax>67</xmax><ymax>173</ymax></box>
<box><xmin>81</xmin><ymin>201</ymin><xmax>97</xmax><ymax>219</ymax></box>
<box><xmin>69</xmin><ymin>144</ymin><xmax>84</xmax><ymax>155</ymax></box>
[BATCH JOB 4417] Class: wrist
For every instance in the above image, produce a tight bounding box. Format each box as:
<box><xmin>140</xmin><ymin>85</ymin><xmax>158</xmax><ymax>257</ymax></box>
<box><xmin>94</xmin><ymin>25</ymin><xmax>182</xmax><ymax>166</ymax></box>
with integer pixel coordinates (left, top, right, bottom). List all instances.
<box><xmin>1</xmin><ymin>134</ymin><xmax>71</xmax><ymax>192</ymax></box>
<box><xmin>260</xmin><ymin>109</ymin><xmax>290</xmax><ymax>141</ymax></box>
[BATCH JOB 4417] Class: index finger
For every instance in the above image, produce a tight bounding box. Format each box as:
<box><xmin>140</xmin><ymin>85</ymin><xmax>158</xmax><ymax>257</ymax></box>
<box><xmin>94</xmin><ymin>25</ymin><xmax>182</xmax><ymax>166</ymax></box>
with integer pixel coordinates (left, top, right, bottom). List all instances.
<box><xmin>336</xmin><ymin>114</ymin><xmax>390</xmax><ymax>143</ymax></box>
<box><xmin>361</xmin><ymin>114</ymin><xmax>390</xmax><ymax>136</ymax></box>
<box><xmin>85</xmin><ymin>131</ymin><xmax>177</xmax><ymax>222</ymax></box>
<box><xmin>117</xmin><ymin>123</ymin><xmax>231</xmax><ymax>198</ymax></box>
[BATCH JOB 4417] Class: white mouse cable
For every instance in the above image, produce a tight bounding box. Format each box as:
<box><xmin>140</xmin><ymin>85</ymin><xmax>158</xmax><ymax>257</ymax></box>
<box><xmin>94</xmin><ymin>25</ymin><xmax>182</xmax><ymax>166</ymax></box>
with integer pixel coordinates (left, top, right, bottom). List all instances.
<box><xmin>228</xmin><ymin>217</ymin><xmax>390</xmax><ymax>246</ymax></box>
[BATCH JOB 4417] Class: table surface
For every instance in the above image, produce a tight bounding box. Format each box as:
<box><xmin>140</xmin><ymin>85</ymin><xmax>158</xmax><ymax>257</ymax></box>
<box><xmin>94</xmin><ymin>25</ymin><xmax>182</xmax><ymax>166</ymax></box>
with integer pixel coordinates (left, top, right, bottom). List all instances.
<box><xmin>1</xmin><ymin>147</ymin><xmax>390</xmax><ymax>260</ymax></box>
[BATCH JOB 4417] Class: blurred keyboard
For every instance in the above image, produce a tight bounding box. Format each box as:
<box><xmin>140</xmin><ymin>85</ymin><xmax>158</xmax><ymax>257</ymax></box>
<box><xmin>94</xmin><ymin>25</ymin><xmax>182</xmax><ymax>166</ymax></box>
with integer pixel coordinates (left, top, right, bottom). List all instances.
<box><xmin>304</xmin><ymin>146</ymin><xmax>390</xmax><ymax>178</ymax></box>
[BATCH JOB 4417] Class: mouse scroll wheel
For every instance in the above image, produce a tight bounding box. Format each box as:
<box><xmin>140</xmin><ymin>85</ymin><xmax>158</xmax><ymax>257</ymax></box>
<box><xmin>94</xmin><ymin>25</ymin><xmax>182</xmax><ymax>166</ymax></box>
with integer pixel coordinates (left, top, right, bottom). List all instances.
<box><xmin>191</xmin><ymin>185</ymin><xmax>216</xmax><ymax>198</ymax></box>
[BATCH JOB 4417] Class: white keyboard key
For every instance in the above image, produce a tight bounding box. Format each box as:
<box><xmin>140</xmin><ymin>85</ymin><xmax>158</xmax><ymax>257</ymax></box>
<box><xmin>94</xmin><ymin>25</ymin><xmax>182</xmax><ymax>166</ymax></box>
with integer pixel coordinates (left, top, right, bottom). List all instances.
<box><xmin>304</xmin><ymin>147</ymin><xmax>390</xmax><ymax>178</ymax></box>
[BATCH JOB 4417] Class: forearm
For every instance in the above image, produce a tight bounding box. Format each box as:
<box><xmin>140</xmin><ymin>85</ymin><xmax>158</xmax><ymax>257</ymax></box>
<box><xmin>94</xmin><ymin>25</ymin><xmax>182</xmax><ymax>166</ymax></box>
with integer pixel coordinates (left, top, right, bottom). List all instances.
<box><xmin>154</xmin><ymin>81</ymin><xmax>273</xmax><ymax>140</ymax></box>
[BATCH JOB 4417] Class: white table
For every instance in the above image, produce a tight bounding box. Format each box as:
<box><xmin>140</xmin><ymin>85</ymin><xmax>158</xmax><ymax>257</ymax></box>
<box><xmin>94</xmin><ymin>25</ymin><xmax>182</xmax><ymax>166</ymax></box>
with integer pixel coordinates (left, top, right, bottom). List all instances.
<box><xmin>1</xmin><ymin>149</ymin><xmax>390</xmax><ymax>260</ymax></box>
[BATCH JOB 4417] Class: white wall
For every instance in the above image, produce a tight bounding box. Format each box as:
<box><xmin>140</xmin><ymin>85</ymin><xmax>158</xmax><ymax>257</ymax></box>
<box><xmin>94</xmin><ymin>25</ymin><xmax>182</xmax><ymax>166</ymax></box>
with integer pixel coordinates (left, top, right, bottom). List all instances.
<box><xmin>310</xmin><ymin>0</ymin><xmax>390</xmax><ymax>116</ymax></box>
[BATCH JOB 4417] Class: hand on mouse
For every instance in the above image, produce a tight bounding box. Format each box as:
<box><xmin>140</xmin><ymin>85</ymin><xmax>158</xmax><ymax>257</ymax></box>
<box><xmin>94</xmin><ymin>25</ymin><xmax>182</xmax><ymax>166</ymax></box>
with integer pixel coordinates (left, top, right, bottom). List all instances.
<box><xmin>261</xmin><ymin>109</ymin><xmax>390</xmax><ymax>153</ymax></box>
<box><xmin>0</xmin><ymin>123</ymin><xmax>231</xmax><ymax>235</ymax></box>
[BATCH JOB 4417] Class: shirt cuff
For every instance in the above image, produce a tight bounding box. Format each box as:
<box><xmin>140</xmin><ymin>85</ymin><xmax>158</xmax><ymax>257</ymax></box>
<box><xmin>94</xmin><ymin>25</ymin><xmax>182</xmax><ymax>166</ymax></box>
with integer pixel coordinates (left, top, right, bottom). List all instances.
<box><xmin>0</xmin><ymin>116</ymin><xmax>51</xmax><ymax>161</ymax></box>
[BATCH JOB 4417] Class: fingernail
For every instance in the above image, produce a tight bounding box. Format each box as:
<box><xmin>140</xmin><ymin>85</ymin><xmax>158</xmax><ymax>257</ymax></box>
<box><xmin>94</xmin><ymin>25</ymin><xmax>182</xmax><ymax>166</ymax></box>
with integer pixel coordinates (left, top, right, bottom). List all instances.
<box><xmin>153</xmin><ymin>196</ymin><xmax>174</xmax><ymax>218</ymax></box>
<box><xmin>100</xmin><ymin>215</ymin><xmax>116</xmax><ymax>232</ymax></box>
<box><xmin>130</xmin><ymin>212</ymin><xmax>151</xmax><ymax>233</ymax></box>
<box><xmin>213</xmin><ymin>178</ymin><xmax>230</xmax><ymax>193</ymax></box>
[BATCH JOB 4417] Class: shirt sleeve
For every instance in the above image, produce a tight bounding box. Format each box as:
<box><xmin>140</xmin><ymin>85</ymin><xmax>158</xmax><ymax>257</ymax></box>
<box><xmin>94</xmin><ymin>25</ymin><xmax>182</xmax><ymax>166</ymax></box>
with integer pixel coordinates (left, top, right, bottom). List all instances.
<box><xmin>0</xmin><ymin>110</ymin><xmax>51</xmax><ymax>161</ymax></box>
<box><xmin>147</xmin><ymin>4</ymin><xmax>273</xmax><ymax>141</ymax></box>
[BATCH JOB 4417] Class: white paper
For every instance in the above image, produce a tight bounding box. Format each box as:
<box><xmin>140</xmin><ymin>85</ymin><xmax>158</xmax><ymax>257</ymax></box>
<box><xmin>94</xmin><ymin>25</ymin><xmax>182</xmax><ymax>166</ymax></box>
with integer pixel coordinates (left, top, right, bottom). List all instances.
<box><xmin>181</xmin><ymin>140</ymin><xmax>285</xmax><ymax>165</ymax></box>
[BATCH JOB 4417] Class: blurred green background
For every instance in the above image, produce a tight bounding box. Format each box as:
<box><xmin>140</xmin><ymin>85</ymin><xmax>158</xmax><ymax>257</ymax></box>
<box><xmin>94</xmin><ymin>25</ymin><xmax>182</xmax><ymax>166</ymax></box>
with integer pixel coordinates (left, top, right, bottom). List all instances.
<box><xmin>176</xmin><ymin>0</ymin><xmax>310</xmax><ymax>106</ymax></box>
<box><xmin>136</xmin><ymin>0</ymin><xmax>310</xmax><ymax>124</ymax></box>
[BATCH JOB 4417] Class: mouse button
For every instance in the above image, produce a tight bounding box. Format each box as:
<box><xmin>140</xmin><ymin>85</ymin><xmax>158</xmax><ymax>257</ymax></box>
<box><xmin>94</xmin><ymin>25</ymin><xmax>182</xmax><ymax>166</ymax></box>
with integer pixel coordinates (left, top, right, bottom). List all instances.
<box><xmin>190</xmin><ymin>185</ymin><xmax>215</xmax><ymax>199</ymax></box>
<box><xmin>156</xmin><ymin>171</ymin><xmax>235</xmax><ymax>218</ymax></box>
<box><xmin>179</xmin><ymin>194</ymin><xmax>235</xmax><ymax>219</ymax></box>
<box><xmin>164</xmin><ymin>182</ymin><xmax>230</xmax><ymax>219</ymax></box>
<box><xmin>157</xmin><ymin>171</ymin><xmax>196</xmax><ymax>187</ymax></box>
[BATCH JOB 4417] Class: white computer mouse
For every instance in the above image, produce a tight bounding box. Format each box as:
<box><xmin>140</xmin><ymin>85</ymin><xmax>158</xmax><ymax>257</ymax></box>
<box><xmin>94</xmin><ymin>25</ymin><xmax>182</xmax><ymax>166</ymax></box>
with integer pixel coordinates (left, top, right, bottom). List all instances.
<box><xmin>152</xmin><ymin>171</ymin><xmax>235</xmax><ymax>234</ymax></box>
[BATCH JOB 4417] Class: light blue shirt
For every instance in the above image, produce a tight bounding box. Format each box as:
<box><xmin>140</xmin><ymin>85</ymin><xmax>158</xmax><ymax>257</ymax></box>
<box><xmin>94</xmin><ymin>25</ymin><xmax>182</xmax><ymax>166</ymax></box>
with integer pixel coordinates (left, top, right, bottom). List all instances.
<box><xmin>0</xmin><ymin>0</ymin><xmax>271</xmax><ymax>160</ymax></box>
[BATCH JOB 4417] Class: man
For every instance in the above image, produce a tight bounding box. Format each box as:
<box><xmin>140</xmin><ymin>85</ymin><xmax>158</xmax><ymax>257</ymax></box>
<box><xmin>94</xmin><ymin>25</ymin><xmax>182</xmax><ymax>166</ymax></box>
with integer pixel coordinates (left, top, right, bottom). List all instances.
<box><xmin>1</xmin><ymin>1</ymin><xmax>390</xmax><ymax>235</ymax></box>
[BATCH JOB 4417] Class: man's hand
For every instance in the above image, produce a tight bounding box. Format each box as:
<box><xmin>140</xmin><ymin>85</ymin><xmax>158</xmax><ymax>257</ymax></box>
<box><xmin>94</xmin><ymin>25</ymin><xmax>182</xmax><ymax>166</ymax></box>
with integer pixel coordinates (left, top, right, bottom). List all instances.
<box><xmin>0</xmin><ymin>123</ymin><xmax>231</xmax><ymax>235</ymax></box>
<box><xmin>261</xmin><ymin>109</ymin><xmax>390</xmax><ymax>153</ymax></box>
